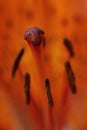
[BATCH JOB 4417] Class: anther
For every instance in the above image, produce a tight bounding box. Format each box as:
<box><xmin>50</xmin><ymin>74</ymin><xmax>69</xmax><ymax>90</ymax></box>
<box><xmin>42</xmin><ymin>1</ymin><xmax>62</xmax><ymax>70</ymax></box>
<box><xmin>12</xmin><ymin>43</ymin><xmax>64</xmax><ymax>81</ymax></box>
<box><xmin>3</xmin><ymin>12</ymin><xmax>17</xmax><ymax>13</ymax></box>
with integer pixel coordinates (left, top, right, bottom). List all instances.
<box><xmin>44</xmin><ymin>78</ymin><xmax>54</xmax><ymax>107</ymax></box>
<box><xmin>63</xmin><ymin>38</ymin><xmax>74</xmax><ymax>57</ymax></box>
<box><xmin>24</xmin><ymin>72</ymin><xmax>30</xmax><ymax>104</ymax></box>
<box><xmin>12</xmin><ymin>48</ymin><xmax>24</xmax><ymax>77</ymax></box>
<box><xmin>65</xmin><ymin>61</ymin><xmax>76</xmax><ymax>94</ymax></box>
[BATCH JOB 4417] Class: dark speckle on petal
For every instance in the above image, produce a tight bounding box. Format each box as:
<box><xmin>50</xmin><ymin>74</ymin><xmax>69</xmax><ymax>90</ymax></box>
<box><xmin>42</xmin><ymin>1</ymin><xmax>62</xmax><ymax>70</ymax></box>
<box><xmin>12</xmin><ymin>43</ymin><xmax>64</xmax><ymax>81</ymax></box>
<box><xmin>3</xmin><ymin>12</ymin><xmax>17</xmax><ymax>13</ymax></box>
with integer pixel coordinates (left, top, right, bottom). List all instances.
<box><xmin>1</xmin><ymin>33</ymin><xmax>10</xmax><ymax>41</ymax></box>
<box><xmin>72</xmin><ymin>14</ymin><xmax>84</xmax><ymax>25</ymax></box>
<box><xmin>61</xmin><ymin>18</ymin><xmax>69</xmax><ymax>27</ymax></box>
<box><xmin>26</xmin><ymin>10</ymin><xmax>34</xmax><ymax>20</ymax></box>
<box><xmin>5</xmin><ymin>19</ymin><xmax>14</xmax><ymax>29</ymax></box>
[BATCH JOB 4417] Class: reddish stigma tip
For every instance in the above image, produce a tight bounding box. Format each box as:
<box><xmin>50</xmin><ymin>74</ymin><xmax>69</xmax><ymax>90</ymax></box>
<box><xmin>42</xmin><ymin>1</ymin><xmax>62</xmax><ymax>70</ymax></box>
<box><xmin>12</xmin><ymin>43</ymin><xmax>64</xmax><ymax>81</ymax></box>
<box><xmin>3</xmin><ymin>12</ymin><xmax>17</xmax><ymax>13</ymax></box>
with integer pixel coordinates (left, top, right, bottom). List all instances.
<box><xmin>24</xmin><ymin>27</ymin><xmax>44</xmax><ymax>46</ymax></box>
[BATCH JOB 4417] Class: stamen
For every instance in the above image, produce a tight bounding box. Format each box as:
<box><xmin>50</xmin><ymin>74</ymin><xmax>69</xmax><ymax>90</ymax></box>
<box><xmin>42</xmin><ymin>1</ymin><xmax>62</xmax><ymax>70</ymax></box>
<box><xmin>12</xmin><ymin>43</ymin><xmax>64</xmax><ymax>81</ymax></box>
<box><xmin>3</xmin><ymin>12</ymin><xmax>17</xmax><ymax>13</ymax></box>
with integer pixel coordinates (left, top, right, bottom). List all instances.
<box><xmin>12</xmin><ymin>48</ymin><xmax>25</xmax><ymax>77</ymax></box>
<box><xmin>63</xmin><ymin>38</ymin><xmax>74</xmax><ymax>57</ymax></box>
<box><xmin>24</xmin><ymin>72</ymin><xmax>30</xmax><ymax>104</ymax></box>
<box><xmin>44</xmin><ymin>78</ymin><xmax>54</xmax><ymax>107</ymax></box>
<box><xmin>65</xmin><ymin>61</ymin><xmax>76</xmax><ymax>94</ymax></box>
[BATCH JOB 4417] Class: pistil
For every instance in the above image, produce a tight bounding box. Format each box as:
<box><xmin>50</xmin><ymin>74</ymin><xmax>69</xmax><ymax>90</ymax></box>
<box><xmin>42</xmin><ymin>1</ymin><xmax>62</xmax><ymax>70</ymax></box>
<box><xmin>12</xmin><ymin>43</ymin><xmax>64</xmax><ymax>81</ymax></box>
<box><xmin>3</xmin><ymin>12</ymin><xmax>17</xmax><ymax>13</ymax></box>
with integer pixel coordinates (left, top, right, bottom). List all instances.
<box><xmin>24</xmin><ymin>27</ymin><xmax>54</xmax><ymax>130</ymax></box>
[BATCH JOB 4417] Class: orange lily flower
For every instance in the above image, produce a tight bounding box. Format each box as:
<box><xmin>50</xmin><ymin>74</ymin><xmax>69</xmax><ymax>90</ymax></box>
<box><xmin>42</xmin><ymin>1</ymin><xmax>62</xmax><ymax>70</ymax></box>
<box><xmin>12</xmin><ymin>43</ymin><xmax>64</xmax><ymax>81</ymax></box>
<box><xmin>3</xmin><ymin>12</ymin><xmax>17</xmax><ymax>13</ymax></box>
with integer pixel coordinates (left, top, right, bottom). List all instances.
<box><xmin>0</xmin><ymin>0</ymin><xmax>87</xmax><ymax>130</ymax></box>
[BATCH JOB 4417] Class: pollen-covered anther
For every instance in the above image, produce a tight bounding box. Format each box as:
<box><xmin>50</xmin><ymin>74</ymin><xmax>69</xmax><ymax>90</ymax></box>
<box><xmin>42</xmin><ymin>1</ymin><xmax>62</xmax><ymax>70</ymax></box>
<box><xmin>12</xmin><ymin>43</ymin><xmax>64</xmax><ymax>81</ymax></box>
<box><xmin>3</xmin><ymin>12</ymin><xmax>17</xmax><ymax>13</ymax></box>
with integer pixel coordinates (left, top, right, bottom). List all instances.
<box><xmin>12</xmin><ymin>48</ymin><xmax>25</xmax><ymax>78</ymax></box>
<box><xmin>24</xmin><ymin>27</ymin><xmax>44</xmax><ymax>46</ymax></box>
<box><xmin>65</xmin><ymin>61</ymin><xmax>76</xmax><ymax>94</ymax></box>
<box><xmin>24</xmin><ymin>72</ymin><xmax>30</xmax><ymax>104</ymax></box>
<box><xmin>44</xmin><ymin>78</ymin><xmax>54</xmax><ymax>107</ymax></box>
<box><xmin>63</xmin><ymin>38</ymin><xmax>74</xmax><ymax>57</ymax></box>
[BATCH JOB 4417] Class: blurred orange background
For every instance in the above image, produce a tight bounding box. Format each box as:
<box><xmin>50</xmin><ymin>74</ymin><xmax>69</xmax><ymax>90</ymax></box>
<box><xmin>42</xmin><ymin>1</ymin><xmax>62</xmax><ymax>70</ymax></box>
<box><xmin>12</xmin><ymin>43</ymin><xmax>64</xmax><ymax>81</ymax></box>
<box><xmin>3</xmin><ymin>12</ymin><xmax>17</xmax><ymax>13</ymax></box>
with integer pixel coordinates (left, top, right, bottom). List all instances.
<box><xmin>0</xmin><ymin>0</ymin><xmax>87</xmax><ymax>130</ymax></box>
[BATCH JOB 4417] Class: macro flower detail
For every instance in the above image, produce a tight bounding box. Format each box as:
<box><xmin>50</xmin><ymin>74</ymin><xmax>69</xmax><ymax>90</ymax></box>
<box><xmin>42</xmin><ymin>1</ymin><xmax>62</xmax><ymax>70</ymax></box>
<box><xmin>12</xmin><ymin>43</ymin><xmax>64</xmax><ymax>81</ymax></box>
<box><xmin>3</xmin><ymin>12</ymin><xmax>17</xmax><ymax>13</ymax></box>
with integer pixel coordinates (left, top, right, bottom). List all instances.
<box><xmin>0</xmin><ymin>0</ymin><xmax>87</xmax><ymax>130</ymax></box>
